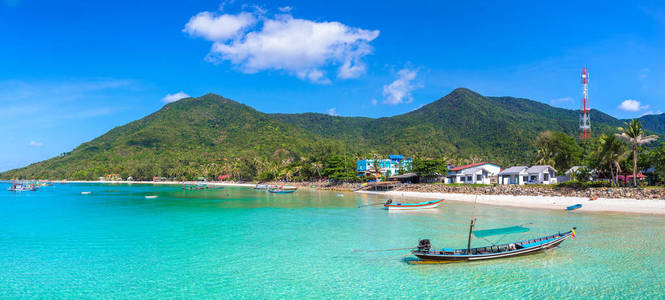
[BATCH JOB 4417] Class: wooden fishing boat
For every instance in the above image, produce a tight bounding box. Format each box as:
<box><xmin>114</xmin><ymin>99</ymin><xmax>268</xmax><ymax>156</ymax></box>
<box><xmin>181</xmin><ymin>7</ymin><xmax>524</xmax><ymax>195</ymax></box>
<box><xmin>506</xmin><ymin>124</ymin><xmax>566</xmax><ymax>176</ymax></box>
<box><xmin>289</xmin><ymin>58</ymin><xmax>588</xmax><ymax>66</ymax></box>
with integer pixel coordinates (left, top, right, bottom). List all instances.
<box><xmin>254</xmin><ymin>184</ymin><xmax>269</xmax><ymax>190</ymax></box>
<box><xmin>268</xmin><ymin>188</ymin><xmax>296</xmax><ymax>194</ymax></box>
<box><xmin>566</xmin><ymin>204</ymin><xmax>582</xmax><ymax>211</ymax></box>
<box><xmin>383</xmin><ymin>199</ymin><xmax>442</xmax><ymax>210</ymax></box>
<box><xmin>412</xmin><ymin>221</ymin><xmax>576</xmax><ymax>262</ymax></box>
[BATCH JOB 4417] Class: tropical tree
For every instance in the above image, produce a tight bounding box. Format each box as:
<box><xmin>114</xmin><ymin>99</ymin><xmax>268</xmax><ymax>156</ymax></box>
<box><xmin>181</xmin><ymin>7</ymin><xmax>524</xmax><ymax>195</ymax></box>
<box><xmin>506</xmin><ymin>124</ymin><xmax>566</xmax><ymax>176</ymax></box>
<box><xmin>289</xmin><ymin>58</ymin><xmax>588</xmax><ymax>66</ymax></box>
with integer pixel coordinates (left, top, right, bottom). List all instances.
<box><xmin>598</xmin><ymin>134</ymin><xmax>628</xmax><ymax>186</ymax></box>
<box><xmin>616</xmin><ymin>119</ymin><xmax>659</xmax><ymax>187</ymax></box>
<box><xmin>535</xmin><ymin>131</ymin><xmax>582</xmax><ymax>171</ymax></box>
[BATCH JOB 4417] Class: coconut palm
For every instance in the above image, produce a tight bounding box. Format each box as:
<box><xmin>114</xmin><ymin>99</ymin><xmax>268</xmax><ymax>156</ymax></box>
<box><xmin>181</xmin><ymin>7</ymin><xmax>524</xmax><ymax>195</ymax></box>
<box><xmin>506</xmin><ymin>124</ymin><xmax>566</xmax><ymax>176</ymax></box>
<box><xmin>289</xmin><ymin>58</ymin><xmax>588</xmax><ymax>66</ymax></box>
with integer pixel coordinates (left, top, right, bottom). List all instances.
<box><xmin>598</xmin><ymin>134</ymin><xmax>628</xmax><ymax>186</ymax></box>
<box><xmin>616</xmin><ymin>119</ymin><xmax>659</xmax><ymax>187</ymax></box>
<box><xmin>536</xmin><ymin>146</ymin><xmax>555</xmax><ymax>166</ymax></box>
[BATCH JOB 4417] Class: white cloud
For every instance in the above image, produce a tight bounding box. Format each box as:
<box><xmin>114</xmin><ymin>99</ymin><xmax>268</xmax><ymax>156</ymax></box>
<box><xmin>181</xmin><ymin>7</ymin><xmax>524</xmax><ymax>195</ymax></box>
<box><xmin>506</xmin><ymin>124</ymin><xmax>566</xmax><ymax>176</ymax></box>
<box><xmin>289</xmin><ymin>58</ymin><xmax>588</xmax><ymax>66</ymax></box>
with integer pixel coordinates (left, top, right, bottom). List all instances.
<box><xmin>29</xmin><ymin>140</ymin><xmax>43</xmax><ymax>147</ymax></box>
<box><xmin>550</xmin><ymin>97</ymin><xmax>574</xmax><ymax>105</ymax></box>
<box><xmin>641</xmin><ymin>110</ymin><xmax>663</xmax><ymax>117</ymax></box>
<box><xmin>327</xmin><ymin>107</ymin><xmax>338</xmax><ymax>116</ymax></box>
<box><xmin>278</xmin><ymin>6</ymin><xmax>292</xmax><ymax>12</ymax></box>
<box><xmin>382</xmin><ymin>68</ymin><xmax>420</xmax><ymax>105</ymax></box>
<box><xmin>183</xmin><ymin>11</ymin><xmax>256</xmax><ymax>41</ymax></box>
<box><xmin>162</xmin><ymin>91</ymin><xmax>190</xmax><ymax>103</ymax></box>
<box><xmin>618</xmin><ymin>99</ymin><xmax>649</xmax><ymax>112</ymax></box>
<box><xmin>185</xmin><ymin>9</ymin><xmax>379</xmax><ymax>83</ymax></box>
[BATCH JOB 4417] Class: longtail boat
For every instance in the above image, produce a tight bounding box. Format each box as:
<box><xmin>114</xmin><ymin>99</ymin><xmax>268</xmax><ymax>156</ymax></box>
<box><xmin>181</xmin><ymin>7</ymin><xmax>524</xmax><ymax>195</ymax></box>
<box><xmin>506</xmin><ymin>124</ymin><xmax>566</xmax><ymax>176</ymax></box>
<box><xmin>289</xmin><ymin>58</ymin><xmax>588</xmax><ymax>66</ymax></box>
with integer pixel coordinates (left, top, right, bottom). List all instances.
<box><xmin>383</xmin><ymin>199</ymin><xmax>442</xmax><ymax>210</ymax></box>
<box><xmin>412</xmin><ymin>220</ymin><xmax>576</xmax><ymax>262</ymax></box>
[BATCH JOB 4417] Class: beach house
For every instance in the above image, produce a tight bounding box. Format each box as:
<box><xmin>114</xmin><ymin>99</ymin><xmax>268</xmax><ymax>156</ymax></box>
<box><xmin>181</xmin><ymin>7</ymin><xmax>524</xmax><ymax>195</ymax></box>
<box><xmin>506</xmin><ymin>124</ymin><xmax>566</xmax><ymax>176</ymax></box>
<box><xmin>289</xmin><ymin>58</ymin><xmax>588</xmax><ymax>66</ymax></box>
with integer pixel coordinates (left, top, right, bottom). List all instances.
<box><xmin>356</xmin><ymin>155</ymin><xmax>412</xmax><ymax>178</ymax></box>
<box><xmin>498</xmin><ymin>166</ymin><xmax>529</xmax><ymax>185</ymax></box>
<box><xmin>445</xmin><ymin>162</ymin><xmax>501</xmax><ymax>184</ymax></box>
<box><xmin>499</xmin><ymin>165</ymin><xmax>557</xmax><ymax>185</ymax></box>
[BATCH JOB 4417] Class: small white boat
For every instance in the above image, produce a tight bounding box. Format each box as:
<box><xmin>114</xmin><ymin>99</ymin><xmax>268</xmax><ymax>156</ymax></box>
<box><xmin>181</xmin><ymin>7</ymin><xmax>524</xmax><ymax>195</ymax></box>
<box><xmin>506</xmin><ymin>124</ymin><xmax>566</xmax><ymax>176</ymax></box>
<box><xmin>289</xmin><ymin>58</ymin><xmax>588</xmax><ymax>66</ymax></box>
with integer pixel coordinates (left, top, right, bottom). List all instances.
<box><xmin>81</xmin><ymin>191</ymin><xmax>91</xmax><ymax>195</ymax></box>
<box><xmin>383</xmin><ymin>199</ymin><xmax>442</xmax><ymax>210</ymax></box>
<box><xmin>145</xmin><ymin>195</ymin><xmax>158</xmax><ymax>199</ymax></box>
<box><xmin>336</xmin><ymin>193</ymin><xmax>344</xmax><ymax>197</ymax></box>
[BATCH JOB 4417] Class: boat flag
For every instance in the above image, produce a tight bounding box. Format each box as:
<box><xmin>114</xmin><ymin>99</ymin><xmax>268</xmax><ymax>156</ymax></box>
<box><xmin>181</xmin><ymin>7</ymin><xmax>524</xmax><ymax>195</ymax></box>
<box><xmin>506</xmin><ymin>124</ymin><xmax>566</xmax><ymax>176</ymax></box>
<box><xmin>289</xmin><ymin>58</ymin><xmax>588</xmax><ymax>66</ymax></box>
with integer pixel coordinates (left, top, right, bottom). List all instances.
<box><xmin>571</xmin><ymin>228</ymin><xmax>576</xmax><ymax>239</ymax></box>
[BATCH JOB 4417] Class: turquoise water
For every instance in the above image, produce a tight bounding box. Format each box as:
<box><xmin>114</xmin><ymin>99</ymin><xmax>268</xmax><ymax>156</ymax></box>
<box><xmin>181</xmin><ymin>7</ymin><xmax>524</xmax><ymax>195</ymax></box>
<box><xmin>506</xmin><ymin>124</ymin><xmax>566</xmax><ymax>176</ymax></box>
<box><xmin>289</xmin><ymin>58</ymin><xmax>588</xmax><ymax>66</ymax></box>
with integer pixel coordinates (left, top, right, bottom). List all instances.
<box><xmin>1</xmin><ymin>183</ymin><xmax>664</xmax><ymax>298</ymax></box>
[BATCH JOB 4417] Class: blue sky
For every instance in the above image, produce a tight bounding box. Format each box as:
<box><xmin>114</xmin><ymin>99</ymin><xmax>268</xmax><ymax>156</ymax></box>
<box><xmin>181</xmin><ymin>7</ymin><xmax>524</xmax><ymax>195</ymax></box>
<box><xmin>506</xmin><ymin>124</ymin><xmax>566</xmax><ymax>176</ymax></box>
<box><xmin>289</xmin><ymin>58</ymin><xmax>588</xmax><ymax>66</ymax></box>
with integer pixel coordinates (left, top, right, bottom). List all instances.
<box><xmin>1</xmin><ymin>0</ymin><xmax>665</xmax><ymax>171</ymax></box>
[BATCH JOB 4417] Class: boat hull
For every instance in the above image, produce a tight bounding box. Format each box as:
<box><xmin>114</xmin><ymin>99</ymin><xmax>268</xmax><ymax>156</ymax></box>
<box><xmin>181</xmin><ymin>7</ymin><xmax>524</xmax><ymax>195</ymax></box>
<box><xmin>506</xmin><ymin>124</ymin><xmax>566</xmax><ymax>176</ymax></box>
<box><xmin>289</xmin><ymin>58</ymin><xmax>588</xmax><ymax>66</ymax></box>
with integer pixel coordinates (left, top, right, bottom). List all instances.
<box><xmin>268</xmin><ymin>190</ymin><xmax>296</xmax><ymax>194</ymax></box>
<box><xmin>384</xmin><ymin>199</ymin><xmax>442</xmax><ymax>210</ymax></box>
<box><xmin>413</xmin><ymin>231</ymin><xmax>573</xmax><ymax>261</ymax></box>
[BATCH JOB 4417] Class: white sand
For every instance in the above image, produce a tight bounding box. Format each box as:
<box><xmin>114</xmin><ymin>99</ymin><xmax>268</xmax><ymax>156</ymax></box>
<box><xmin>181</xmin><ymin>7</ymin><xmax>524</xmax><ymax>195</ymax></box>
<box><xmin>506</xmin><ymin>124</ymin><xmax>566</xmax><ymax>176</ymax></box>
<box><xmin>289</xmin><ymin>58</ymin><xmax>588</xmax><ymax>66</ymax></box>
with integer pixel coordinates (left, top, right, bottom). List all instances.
<box><xmin>359</xmin><ymin>191</ymin><xmax>665</xmax><ymax>215</ymax></box>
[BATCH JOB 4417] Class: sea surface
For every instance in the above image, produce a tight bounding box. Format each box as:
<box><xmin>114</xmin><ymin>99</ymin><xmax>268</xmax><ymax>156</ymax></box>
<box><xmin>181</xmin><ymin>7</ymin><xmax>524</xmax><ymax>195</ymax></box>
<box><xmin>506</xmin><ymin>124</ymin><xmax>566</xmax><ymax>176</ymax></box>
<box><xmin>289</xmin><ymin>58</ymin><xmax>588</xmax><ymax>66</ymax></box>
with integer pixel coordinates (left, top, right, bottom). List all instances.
<box><xmin>1</xmin><ymin>183</ymin><xmax>664</xmax><ymax>298</ymax></box>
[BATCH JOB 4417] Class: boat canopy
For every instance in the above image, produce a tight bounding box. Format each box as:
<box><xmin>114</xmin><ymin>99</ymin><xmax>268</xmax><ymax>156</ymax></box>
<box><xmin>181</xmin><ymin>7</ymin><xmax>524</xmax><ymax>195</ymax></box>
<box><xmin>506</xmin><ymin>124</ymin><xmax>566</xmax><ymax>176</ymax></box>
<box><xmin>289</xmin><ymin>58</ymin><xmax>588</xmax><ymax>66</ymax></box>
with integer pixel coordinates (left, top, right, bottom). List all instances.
<box><xmin>473</xmin><ymin>226</ymin><xmax>529</xmax><ymax>238</ymax></box>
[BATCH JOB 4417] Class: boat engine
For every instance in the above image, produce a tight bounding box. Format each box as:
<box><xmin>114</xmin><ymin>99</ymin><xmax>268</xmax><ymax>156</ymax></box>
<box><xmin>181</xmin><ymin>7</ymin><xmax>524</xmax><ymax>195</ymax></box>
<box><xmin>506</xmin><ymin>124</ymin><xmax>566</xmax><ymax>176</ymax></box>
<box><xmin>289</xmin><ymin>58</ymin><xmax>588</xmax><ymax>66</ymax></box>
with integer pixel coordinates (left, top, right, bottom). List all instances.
<box><xmin>385</xmin><ymin>199</ymin><xmax>393</xmax><ymax>205</ymax></box>
<box><xmin>417</xmin><ymin>239</ymin><xmax>431</xmax><ymax>252</ymax></box>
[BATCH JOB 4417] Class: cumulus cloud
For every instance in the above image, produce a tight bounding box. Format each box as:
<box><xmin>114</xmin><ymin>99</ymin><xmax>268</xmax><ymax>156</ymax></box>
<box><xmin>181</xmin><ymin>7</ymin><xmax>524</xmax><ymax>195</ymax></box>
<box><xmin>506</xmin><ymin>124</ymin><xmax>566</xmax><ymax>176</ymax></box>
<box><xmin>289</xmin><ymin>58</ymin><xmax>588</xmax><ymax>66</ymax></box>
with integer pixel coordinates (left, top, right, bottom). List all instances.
<box><xmin>382</xmin><ymin>68</ymin><xmax>420</xmax><ymax>105</ymax></box>
<box><xmin>185</xmin><ymin>8</ymin><xmax>379</xmax><ymax>83</ymax></box>
<box><xmin>162</xmin><ymin>91</ymin><xmax>190</xmax><ymax>103</ymax></box>
<box><xmin>327</xmin><ymin>107</ymin><xmax>338</xmax><ymax>116</ymax></box>
<box><xmin>183</xmin><ymin>11</ymin><xmax>256</xmax><ymax>41</ymax></box>
<box><xmin>618</xmin><ymin>99</ymin><xmax>649</xmax><ymax>112</ymax></box>
<box><xmin>29</xmin><ymin>140</ymin><xmax>43</xmax><ymax>147</ymax></box>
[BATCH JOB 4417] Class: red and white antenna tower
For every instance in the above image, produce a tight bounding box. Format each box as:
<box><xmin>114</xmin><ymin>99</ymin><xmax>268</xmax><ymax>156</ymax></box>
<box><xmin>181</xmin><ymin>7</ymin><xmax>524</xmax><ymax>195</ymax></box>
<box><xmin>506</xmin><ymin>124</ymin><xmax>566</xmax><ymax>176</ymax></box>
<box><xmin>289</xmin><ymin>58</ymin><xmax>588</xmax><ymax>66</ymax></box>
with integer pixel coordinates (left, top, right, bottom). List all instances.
<box><xmin>579</xmin><ymin>67</ymin><xmax>591</xmax><ymax>139</ymax></box>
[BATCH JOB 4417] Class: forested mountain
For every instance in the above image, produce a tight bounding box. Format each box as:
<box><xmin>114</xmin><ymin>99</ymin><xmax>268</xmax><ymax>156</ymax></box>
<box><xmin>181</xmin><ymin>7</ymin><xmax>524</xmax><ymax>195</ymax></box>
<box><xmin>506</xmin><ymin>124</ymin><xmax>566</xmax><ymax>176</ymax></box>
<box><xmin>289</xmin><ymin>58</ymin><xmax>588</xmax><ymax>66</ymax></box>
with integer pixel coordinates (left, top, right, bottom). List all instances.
<box><xmin>2</xmin><ymin>88</ymin><xmax>662</xmax><ymax>180</ymax></box>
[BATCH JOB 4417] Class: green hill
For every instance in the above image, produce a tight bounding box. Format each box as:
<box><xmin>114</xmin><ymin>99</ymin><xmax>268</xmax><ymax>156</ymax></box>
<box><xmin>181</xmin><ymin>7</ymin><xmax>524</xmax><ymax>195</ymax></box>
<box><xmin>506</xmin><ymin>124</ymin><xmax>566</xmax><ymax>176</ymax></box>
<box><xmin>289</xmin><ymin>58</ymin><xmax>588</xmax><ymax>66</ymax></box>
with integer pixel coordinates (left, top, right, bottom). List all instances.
<box><xmin>1</xmin><ymin>88</ymin><xmax>661</xmax><ymax>180</ymax></box>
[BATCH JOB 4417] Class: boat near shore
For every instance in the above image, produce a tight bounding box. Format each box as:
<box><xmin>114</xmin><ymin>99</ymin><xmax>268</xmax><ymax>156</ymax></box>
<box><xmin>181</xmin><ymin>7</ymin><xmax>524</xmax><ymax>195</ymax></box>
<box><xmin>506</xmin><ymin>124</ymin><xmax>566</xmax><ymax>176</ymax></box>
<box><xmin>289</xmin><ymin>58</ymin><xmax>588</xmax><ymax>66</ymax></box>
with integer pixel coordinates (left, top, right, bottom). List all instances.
<box><xmin>383</xmin><ymin>199</ymin><xmax>442</xmax><ymax>210</ymax></box>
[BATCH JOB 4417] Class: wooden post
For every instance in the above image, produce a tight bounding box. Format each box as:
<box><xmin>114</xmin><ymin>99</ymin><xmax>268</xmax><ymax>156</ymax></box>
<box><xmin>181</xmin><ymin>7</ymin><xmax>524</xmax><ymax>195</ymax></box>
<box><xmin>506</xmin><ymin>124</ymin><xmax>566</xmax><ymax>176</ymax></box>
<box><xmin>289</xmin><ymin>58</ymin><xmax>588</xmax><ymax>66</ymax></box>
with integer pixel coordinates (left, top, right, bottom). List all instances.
<box><xmin>467</xmin><ymin>218</ymin><xmax>475</xmax><ymax>254</ymax></box>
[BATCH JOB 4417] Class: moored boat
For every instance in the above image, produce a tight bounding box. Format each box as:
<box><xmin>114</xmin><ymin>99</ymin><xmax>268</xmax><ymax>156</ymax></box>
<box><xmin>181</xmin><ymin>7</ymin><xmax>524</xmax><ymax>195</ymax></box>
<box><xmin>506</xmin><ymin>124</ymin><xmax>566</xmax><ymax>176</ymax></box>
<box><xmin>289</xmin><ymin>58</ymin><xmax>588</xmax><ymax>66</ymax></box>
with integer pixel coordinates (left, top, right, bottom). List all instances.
<box><xmin>566</xmin><ymin>204</ymin><xmax>582</xmax><ymax>211</ymax></box>
<box><xmin>267</xmin><ymin>189</ymin><xmax>296</xmax><ymax>194</ymax></box>
<box><xmin>383</xmin><ymin>199</ymin><xmax>442</xmax><ymax>210</ymax></box>
<box><xmin>412</xmin><ymin>220</ymin><xmax>576</xmax><ymax>262</ymax></box>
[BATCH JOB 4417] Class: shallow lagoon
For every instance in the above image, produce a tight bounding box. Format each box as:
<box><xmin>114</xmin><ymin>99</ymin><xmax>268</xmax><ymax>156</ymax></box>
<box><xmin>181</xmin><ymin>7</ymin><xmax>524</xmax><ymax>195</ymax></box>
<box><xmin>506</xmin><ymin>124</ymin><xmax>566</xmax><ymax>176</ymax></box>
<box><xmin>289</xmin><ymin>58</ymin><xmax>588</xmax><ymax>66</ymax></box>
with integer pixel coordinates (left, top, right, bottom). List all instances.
<box><xmin>1</xmin><ymin>183</ymin><xmax>663</xmax><ymax>298</ymax></box>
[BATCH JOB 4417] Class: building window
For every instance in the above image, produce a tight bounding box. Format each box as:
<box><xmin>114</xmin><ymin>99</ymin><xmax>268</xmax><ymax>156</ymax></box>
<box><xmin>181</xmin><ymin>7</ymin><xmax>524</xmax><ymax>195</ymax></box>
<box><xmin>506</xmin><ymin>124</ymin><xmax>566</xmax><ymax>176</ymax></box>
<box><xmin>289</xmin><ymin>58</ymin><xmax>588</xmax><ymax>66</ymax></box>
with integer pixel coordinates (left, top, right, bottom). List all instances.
<box><xmin>460</xmin><ymin>177</ymin><xmax>465</xmax><ymax>182</ymax></box>
<box><xmin>531</xmin><ymin>176</ymin><xmax>536</xmax><ymax>181</ymax></box>
<box><xmin>467</xmin><ymin>176</ymin><xmax>472</xmax><ymax>182</ymax></box>
<box><xmin>544</xmin><ymin>173</ymin><xmax>549</xmax><ymax>181</ymax></box>
<box><xmin>477</xmin><ymin>174</ymin><xmax>482</xmax><ymax>181</ymax></box>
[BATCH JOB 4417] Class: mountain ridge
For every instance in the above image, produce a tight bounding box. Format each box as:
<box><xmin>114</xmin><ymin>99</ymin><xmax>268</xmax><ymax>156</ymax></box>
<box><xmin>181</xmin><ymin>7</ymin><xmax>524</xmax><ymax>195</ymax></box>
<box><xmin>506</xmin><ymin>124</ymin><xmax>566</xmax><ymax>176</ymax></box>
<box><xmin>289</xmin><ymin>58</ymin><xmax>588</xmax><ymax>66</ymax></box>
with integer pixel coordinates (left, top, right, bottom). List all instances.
<box><xmin>2</xmin><ymin>88</ymin><xmax>662</xmax><ymax>180</ymax></box>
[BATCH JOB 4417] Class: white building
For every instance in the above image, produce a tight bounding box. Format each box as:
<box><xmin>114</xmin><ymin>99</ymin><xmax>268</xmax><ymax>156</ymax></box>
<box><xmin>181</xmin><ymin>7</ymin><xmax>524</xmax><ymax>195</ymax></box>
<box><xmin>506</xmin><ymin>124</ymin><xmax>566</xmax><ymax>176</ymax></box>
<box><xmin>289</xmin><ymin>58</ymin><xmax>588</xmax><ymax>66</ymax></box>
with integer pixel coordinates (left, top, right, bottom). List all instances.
<box><xmin>498</xmin><ymin>166</ymin><xmax>528</xmax><ymax>185</ymax></box>
<box><xmin>499</xmin><ymin>165</ymin><xmax>557</xmax><ymax>185</ymax></box>
<box><xmin>445</xmin><ymin>162</ymin><xmax>501</xmax><ymax>184</ymax></box>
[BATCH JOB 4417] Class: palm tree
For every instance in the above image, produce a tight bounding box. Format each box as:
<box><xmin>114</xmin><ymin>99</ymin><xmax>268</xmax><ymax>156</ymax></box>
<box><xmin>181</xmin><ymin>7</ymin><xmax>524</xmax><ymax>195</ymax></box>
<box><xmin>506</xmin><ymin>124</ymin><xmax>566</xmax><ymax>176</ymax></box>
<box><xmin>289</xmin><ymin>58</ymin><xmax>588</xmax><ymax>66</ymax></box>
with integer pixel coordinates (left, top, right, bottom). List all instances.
<box><xmin>616</xmin><ymin>119</ymin><xmax>659</xmax><ymax>187</ymax></box>
<box><xmin>536</xmin><ymin>146</ymin><xmax>555</xmax><ymax>166</ymax></box>
<box><xmin>598</xmin><ymin>134</ymin><xmax>628</xmax><ymax>186</ymax></box>
<box><xmin>311</xmin><ymin>162</ymin><xmax>323</xmax><ymax>179</ymax></box>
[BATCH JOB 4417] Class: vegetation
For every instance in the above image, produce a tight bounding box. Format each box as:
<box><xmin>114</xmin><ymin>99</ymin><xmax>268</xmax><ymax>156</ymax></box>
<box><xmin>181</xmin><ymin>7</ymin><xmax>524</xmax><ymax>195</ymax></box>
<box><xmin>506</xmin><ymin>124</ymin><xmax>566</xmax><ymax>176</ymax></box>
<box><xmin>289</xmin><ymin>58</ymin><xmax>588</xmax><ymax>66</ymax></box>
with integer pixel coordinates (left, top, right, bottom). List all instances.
<box><xmin>535</xmin><ymin>131</ymin><xmax>582</xmax><ymax>172</ymax></box>
<box><xmin>2</xmin><ymin>89</ymin><xmax>665</xmax><ymax>183</ymax></box>
<box><xmin>412</xmin><ymin>158</ymin><xmax>449</xmax><ymax>178</ymax></box>
<box><xmin>616</xmin><ymin>120</ymin><xmax>659</xmax><ymax>187</ymax></box>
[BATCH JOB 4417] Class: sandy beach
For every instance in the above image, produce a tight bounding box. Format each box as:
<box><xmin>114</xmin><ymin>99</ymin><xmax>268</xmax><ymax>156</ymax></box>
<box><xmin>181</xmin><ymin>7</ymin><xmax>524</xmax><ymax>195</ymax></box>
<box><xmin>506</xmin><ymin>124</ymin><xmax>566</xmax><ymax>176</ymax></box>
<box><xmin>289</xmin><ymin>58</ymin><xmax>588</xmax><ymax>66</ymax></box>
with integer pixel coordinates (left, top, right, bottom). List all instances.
<box><xmin>360</xmin><ymin>190</ymin><xmax>665</xmax><ymax>215</ymax></box>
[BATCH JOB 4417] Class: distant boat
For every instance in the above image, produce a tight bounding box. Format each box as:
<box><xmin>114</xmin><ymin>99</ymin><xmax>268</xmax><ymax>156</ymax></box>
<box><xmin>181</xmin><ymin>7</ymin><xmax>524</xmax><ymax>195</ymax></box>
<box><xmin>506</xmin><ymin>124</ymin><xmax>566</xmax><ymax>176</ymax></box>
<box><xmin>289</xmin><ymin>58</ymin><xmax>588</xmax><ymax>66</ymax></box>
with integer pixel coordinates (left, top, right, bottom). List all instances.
<box><xmin>145</xmin><ymin>195</ymin><xmax>158</xmax><ymax>199</ymax></box>
<box><xmin>254</xmin><ymin>184</ymin><xmax>269</xmax><ymax>190</ymax></box>
<box><xmin>383</xmin><ymin>199</ymin><xmax>442</xmax><ymax>210</ymax></box>
<box><xmin>81</xmin><ymin>191</ymin><xmax>91</xmax><ymax>195</ymax></box>
<box><xmin>336</xmin><ymin>193</ymin><xmax>344</xmax><ymax>197</ymax></box>
<box><xmin>7</xmin><ymin>180</ymin><xmax>37</xmax><ymax>192</ymax></box>
<box><xmin>566</xmin><ymin>204</ymin><xmax>583</xmax><ymax>211</ymax></box>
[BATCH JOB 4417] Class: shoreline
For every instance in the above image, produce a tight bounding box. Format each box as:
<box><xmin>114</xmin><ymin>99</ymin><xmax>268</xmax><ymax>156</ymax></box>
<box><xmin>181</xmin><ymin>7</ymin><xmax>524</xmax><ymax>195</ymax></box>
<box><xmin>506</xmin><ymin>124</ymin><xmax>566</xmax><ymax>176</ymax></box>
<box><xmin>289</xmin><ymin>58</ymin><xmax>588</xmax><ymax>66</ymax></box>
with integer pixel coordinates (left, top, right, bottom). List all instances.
<box><xmin>9</xmin><ymin>180</ymin><xmax>665</xmax><ymax>215</ymax></box>
<box><xmin>360</xmin><ymin>190</ymin><xmax>665</xmax><ymax>215</ymax></box>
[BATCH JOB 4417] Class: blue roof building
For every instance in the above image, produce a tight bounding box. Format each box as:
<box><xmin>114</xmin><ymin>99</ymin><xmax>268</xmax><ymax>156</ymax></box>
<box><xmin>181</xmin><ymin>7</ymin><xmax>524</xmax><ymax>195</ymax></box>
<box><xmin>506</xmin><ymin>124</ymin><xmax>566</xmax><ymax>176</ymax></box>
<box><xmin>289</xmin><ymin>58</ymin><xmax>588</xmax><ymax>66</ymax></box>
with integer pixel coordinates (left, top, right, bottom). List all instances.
<box><xmin>357</xmin><ymin>155</ymin><xmax>412</xmax><ymax>177</ymax></box>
